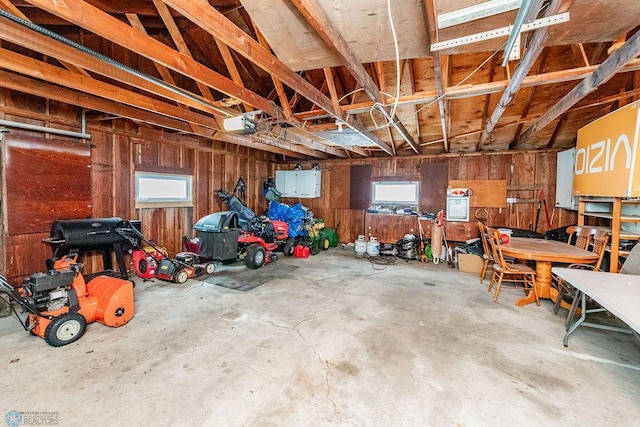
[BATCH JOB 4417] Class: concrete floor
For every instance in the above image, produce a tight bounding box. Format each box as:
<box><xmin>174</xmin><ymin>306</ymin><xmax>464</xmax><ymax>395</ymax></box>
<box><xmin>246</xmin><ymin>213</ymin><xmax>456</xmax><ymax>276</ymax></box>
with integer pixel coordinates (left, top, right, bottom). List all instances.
<box><xmin>1</xmin><ymin>248</ymin><xmax>639</xmax><ymax>426</ymax></box>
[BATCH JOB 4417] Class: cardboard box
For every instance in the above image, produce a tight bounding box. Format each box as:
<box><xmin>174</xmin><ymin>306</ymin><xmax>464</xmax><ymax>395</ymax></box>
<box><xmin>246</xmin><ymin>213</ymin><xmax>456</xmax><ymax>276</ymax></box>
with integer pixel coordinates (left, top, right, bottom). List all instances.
<box><xmin>457</xmin><ymin>253</ymin><xmax>485</xmax><ymax>274</ymax></box>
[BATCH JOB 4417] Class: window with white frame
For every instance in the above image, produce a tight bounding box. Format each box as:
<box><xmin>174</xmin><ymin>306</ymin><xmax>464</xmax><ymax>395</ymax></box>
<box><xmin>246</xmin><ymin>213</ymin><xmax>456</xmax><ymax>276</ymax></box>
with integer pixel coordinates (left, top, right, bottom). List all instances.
<box><xmin>135</xmin><ymin>172</ymin><xmax>193</xmax><ymax>207</ymax></box>
<box><xmin>371</xmin><ymin>181</ymin><xmax>419</xmax><ymax>206</ymax></box>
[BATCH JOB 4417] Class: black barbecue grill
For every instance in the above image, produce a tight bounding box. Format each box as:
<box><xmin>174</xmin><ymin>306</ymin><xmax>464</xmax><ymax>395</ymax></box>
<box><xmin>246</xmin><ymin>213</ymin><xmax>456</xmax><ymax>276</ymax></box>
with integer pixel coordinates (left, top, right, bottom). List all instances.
<box><xmin>44</xmin><ymin>217</ymin><xmax>142</xmax><ymax>279</ymax></box>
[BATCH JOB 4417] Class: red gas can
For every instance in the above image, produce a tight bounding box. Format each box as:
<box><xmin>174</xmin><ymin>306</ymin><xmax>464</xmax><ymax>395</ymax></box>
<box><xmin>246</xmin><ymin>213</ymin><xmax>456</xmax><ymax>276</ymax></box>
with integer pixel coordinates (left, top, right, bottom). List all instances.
<box><xmin>294</xmin><ymin>244</ymin><xmax>310</xmax><ymax>258</ymax></box>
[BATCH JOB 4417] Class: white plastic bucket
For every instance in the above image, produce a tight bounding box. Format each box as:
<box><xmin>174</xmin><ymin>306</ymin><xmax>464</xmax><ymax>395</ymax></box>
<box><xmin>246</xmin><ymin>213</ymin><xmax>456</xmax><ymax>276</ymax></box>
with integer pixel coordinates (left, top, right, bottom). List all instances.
<box><xmin>355</xmin><ymin>235</ymin><xmax>367</xmax><ymax>254</ymax></box>
<box><xmin>366</xmin><ymin>237</ymin><xmax>380</xmax><ymax>256</ymax></box>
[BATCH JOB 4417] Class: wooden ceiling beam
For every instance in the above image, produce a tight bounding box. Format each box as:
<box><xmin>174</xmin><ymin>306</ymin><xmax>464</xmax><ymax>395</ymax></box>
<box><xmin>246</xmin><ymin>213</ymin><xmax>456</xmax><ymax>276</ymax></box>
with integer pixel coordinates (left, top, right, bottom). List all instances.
<box><xmin>289</xmin><ymin>0</ymin><xmax>419</xmax><ymax>154</ymax></box>
<box><xmin>425</xmin><ymin>0</ymin><xmax>449</xmax><ymax>152</ymax></box>
<box><xmin>296</xmin><ymin>58</ymin><xmax>640</xmax><ymax>118</ymax></box>
<box><xmin>217</xmin><ymin>133</ymin><xmax>330</xmax><ymax>160</ymax></box>
<box><xmin>288</xmin><ymin>0</ymin><xmax>418</xmax><ymax>155</ymax></box>
<box><xmin>253</xmin><ymin>23</ymin><xmax>295</xmax><ymax>120</ymax></box>
<box><xmin>22</xmin><ymin>0</ymin><xmax>279</xmax><ymax>116</ymax></box>
<box><xmin>515</xmin><ymin>29</ymin><xmax>640</xmax><ymax>146</ymax></box>
<box><xmin>0</xmin><ymin>18</ymin><xmax>233</xmax><ymax>118</ymax></box>
<box><xmin>512</xmin><ymin>47</ymin><xmax>550</xmax><ymax>144</ymax></box>
<box><xmin>0</xmin><ymin>69</ymin><xmax>196</xmax><ymax>133</ymax></box>
<box><xmin>0</xmin><ymin>2</ymin><xmax>91</xmax><ymax>77</ymax></box>
<box><xmin>0</xmin><ymin>47</ymin><xmax>220</xmax><ymax>130</ymax></box>
<box><xmin>477</xmin><ymin>0</ymin><xmax>572</xmax><ymax>150</ymax></box>
<box><xmin>160</xmin><ymin>0</ymin><xmax>391</xmax><ymax>155</ymax></box>
<box><xmin>546</xmin><ymin>113</ymin><xmax>567</xmax><ymax>148</ymax></box>
<box><xmin>150</xmin><ymin>0</ymin><xmax>216</xmax><ymax>105</ymax></box>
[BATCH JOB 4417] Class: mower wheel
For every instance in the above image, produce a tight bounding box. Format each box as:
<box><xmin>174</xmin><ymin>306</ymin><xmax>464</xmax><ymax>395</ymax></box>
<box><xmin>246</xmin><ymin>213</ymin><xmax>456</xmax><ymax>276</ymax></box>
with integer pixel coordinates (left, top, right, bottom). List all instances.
<box><xmin>205</xmin><ymin>262</ymin><xmax>216</xmax><ymax>275</ymax></box>
<box><xmin>175</xmin><ymin>269</ymin><xmax>189</xmax><ymax>284</ymax></box>
<box><xmin>283</xmin><ymin>238</ymin><xmax>296</xmax><ymax>257</ymax></box>
<box><xmin>310</xmin><ymin>243</ymin><xmax>320</xmax><ymax>256</ymax></box>
<box><xmin>320</xmin><ymin>236</ymin><xmax>330</xmax><ymax>251</ymax></box>
<box><xmin>245</xmin><ymin>244</ymin><xmax>266</xmax><ymax>269</ymax></box>
<box><xmin>44</xmin><ymin>312</ymin><xmax>86</xmax><ymax>347</ymax></box>
<box><xmin>137</xmin><ymin>258</ymin><xmax>148</xmax><ymax>275</ymax></box>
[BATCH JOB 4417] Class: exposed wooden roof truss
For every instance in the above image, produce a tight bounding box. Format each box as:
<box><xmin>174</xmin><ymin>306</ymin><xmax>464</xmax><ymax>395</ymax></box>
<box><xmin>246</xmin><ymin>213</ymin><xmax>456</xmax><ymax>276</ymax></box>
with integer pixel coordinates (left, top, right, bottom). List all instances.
<box><xmin>0</xmin><ymin>0</ymin><xmax>638</xmax><ymax>159</ymax></box>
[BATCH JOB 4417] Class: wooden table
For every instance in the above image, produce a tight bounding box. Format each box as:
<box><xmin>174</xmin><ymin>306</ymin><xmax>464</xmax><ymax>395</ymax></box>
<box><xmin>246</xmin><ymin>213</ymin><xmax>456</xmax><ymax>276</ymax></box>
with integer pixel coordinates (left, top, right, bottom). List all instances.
<box><xmin>500</xmin><ymin>237</ymin><xmax>599</xmax><ymax>306</ymax></box>
<box><xmin>552</xmin><ymin>267</ymin><xmax>640</xmax><ymax>346</ymax></box>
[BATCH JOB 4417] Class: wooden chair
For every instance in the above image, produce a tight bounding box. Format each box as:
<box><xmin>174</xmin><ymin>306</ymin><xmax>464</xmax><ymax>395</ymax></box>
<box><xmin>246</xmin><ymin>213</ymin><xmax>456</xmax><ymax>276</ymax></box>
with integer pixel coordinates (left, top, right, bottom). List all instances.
<box><xmin>477</xmin><ymin>221</ymin><xmax>492</xmax><ymax>284</ymax></box>
<box><xmin>566</xmin><ymin>225</ymin><xmax>593</xmax><ymax>249</ymax></box>
<box><xmin>553</xmin><ymin>228</ymin><xmax>610</xmax><ymax>318</ymax></box>
<box><xmin>486</xmin><ymin>226</ymin><xmax>540</xmax><ymax>305</ymax></box>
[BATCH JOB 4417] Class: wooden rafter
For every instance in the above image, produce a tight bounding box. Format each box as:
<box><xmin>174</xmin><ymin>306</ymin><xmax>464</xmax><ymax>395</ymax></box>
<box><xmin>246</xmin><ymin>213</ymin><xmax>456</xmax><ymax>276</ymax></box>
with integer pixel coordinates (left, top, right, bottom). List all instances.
<box><xmin>424</xmin><ymin>0</ymin><xmax>449</xmax><ymax>152</ymax></box>
<box><xmin>0</xmin><ymin>47</ymin><xmax>221</xmax><ymax>129</ymax></box>
<box><xmin>0</xmin><ymin>0</ymin><xmax>91</xmax><ymax>77</ymax></box>
<box><xmin>511</xmin><ymin>46</ymin><xmax>550</xmax><ymax>145</ymax></box>
<box><xmin>150</xmin><ymin>0</ymin><xmax>215</xmax><ymax>103</ymax></box>
<box><xmin>296</xmin><ymin>57</ymin><xmax>640</xmax><ymax>119</ymax></box>
<box><xmin>0</xmin><ymin>18</ymin><xmax>229</xmax><ymax>117</ymax></box>
<box><xmin>253</xmin><ymin>23</ymin><xmax>294</xmax><ymax>120</ymax></box>
<box><xmin>292</xmin><ymin>0</ymin><xmax>420</xmax><ymax>155</ymax></box>
<box><xmin>546</xmin><ymin>113</ymin><xmax>568</xmax><ymax>148</ymax></box>
<box><xmin>21</xmin><ymin>0</ymin><xmax>279</xmax><ymax>116</ymax></box>
<box><xmin>478</xmin><ymin>0</ymin><xmax>572</xmax><ymax>150</ymax></box>
<box><xmin>289</xmin><ymin>0</ymin><xmax>419</xmax><ymax>154</ymax></box>
<box><xmin>160</xmin><ymin>0</ymin><xmax>393</xmax><ymax>155</ymax></box>
<box><xmin>515</xmin><ymin>29</ymin><xmax>640</xmax><ymax>146</ymax></box>
<box><xmin>478</xmin><ymin>55</ymin><xmax>499</xmax><ymax>147</ymax></box>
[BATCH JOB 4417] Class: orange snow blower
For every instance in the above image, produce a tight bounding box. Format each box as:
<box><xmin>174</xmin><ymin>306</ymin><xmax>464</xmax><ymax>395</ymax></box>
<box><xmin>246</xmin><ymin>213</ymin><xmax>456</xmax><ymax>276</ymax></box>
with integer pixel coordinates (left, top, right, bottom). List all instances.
<box><xmin>0</xmin><ymin>254</ymin><xmax>134</xmax><ymax>347</ymax></box>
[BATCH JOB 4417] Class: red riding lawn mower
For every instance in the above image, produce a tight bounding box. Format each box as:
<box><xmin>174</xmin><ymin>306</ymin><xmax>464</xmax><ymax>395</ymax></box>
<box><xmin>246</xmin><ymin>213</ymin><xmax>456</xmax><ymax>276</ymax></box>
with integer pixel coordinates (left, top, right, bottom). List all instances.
<box><xmin>114</xmin><ymin>221</ymin><xmax>216</xmax><ymax>284</ymax></box>
<box><xmin>0</xmin><ymin>254</ymin><xmax>134</xmax><ymax>347</ymax></box>
<box><xmin>193</xmin><ymin>210</ymin><xmax>284</xmax><ymax>269</ymax></box>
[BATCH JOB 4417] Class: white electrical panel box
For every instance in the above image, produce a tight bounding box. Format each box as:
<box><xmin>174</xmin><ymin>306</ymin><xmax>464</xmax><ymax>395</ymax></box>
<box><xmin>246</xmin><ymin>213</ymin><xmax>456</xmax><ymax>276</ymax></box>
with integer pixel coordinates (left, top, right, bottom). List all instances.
<box><xmin>275</xmin><ymin>170</ymin><xmax>321</xmax><ymax>198</ymax></box>
<box><xmin>556</xmin><ymin>148</ymin><xmax>578</xmax><ymax>210</ymax></box>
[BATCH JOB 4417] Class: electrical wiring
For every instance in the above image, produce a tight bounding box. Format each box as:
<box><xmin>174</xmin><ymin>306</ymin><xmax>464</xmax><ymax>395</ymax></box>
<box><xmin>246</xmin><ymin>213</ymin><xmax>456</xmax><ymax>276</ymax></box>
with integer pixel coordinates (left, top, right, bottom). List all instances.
<box><xmin>323</xmin><ymin>41</ymin><xmax>508</xmax><ymax>136</ymax></box>
<box><xmin>387</xmin><ymin>0</ymin><xmax>401</xmax><ymax>119</ymax></box>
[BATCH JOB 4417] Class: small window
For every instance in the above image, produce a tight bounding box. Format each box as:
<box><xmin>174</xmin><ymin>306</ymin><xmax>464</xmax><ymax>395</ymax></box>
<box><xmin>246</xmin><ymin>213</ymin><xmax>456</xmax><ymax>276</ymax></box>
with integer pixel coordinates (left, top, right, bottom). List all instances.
<box><xmin>135</xmin><ymin>172</ymin><xmax>192</xmax><ymax>207</ymax></box>
<box><xmin>372</xmin><ymin>181</ymin><xmax>419</xmax><ymax>206</ymax></box>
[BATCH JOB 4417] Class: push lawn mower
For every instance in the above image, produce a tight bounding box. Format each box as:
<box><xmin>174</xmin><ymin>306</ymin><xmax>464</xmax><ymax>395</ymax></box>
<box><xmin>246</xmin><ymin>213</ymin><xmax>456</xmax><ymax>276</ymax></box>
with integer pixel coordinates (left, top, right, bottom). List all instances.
<box><xmin>114</xmin><ymin>221</ymin><xmax>216</xmax><ymax>284</ymax></box>
<box><xmin>0</xmin><ymin>254</ymin><xmax>134</xmax><ymax>347</ymax></box>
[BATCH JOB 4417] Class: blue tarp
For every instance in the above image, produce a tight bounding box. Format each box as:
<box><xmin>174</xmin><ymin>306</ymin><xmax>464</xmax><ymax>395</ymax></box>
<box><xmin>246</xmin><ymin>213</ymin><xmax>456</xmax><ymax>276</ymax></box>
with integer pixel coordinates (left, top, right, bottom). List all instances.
<box><xmin>268</xmin><ymin>201</ymin><xmax>307</xmax><ymax>237</ymax></box>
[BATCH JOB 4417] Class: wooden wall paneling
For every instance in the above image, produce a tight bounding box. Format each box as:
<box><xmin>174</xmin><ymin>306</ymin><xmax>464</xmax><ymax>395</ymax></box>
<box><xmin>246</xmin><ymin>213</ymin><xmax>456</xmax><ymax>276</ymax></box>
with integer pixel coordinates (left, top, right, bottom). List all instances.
<box><xmin>5</xmin><ymin>233</ymin><xmax>53</xmax><ymax>283</ymax></box>
<box><xmin>466</xmin><ymin>155</ymin><xmax>489</xmax><ymax>179</ymax></box>
<box><xmin>534</xmin><ymin>151</ymin><xmax>557</xmax><ymax>232</ymax></box>
<box><xmin>161</xmin><ymin>143</ymin><xmax>180</xmax><ymax>167</ymax></box>
<box><xmin>223</xmin><ymin>154</ymin><xmax>239</xmax><ymax>195</ymax></box>
<box><xmin>5</xmin><ymin>135</ymin><xmax>91</xmax><ymax>234</ymax></box>
<box><xmin>372</xmin><ymin>158</ymin><xmax>395</xmax><ymax>177</ymax></box>
<box><xmin>91</xmin><ymin>163</ymin><xmax>114</xmax><ymax>217</ymax></box>
<box><xmin>114</xmin><ymin>135</ymin><xmax>133</xmax><ymax>219</ymax></box>
<box><xmin>420</xmin><ymin>160</ymin><xmax>447</xmax><ymax>214</ymax></box>
<box><xmin>350</xmin><ymin>209</ymin><xmax>365</xmax><ymax>243</ymax></box>
<box><xmin>248</xmin><ymin>159</ymin><xmax>257</xmax><ymax>213</ymax></box>
<box><xmin>448</xmin><ymin>157</ymin><xmax>468</xmax><ymax>180</ymax></box>
<box><xmin>509</xmin><ymin>153</ymin><xmax>537</xmax><ymax>230</ymax></box>
<box><xmin>137</xmin><ymin>140</ymin><xmax>160</xmax><ymax>167</ymax></box>
<box><xmin>395</xmin><ymin>158</ymin><xmax>421</xmax><ymax>177</ymax></box>
<box><xmin>350</xmin><ymin>164</ymin><xmax>372</xmax><ymax>210</ymax></box>
<box><xmin>182</xmin><ymin>146</ymin><xmax>195</xmax><ymax>169</ymax></box>
<box><xmin>195</xmin><ymin>150</ymin><xmax>212</xmax><ymax>222</ymax></box>
<box><xmin>487</xmin><ymin>154</ymin><xmax>511</xmax><ymax>227</ymax></box>
<box><xmin>212</xmin><ymin>153</ymin><xmax>225</xmax><ymax>212</ymax></box>
<box><xmin>90</xmin><ymin>131</ymin><xmax>114</xmax><ymax>218</ymax></box>
<box><xmin>329</xmin><ymin>163</ymin><xmax>350</xmax><ymax>211</ymax></box>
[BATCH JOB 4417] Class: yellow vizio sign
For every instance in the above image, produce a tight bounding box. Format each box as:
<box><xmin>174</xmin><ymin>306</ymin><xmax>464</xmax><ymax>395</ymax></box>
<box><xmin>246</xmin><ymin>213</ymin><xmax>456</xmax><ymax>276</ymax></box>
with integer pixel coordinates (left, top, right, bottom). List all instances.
<box><xmin>574</xmin><ymin>100</ymin><xmax>640</xmax><ymax>197</ymax></box>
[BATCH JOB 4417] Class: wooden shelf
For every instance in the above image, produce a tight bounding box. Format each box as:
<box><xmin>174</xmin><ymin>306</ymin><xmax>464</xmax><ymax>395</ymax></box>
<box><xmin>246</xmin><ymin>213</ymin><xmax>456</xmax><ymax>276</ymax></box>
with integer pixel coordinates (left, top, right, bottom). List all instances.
<box><xmin>578</xmin><ymin>196</ymin><xmax>640</xmax><ymax>272</ymax></box>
